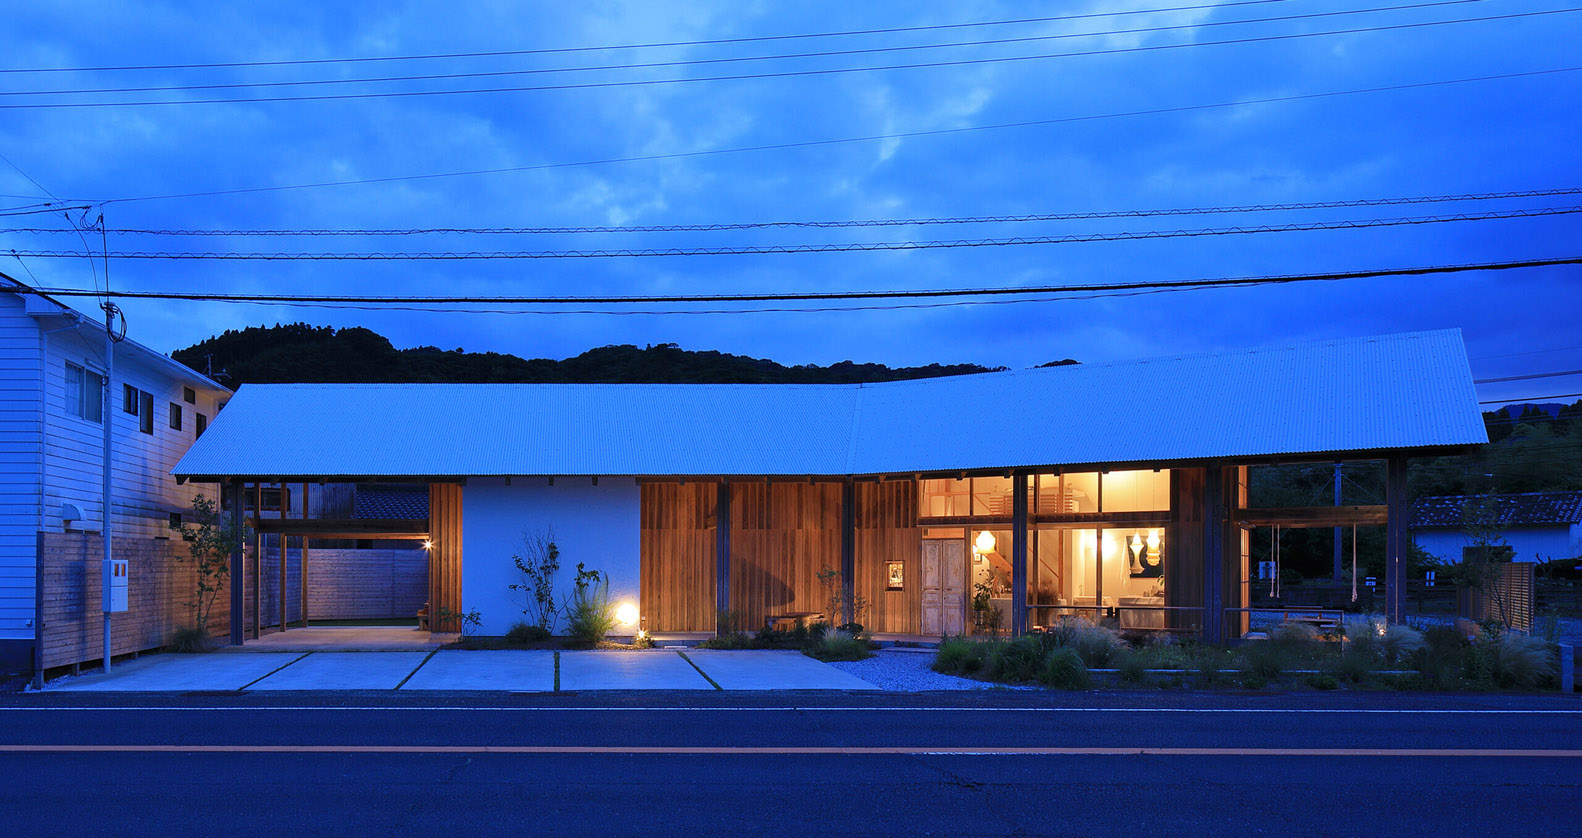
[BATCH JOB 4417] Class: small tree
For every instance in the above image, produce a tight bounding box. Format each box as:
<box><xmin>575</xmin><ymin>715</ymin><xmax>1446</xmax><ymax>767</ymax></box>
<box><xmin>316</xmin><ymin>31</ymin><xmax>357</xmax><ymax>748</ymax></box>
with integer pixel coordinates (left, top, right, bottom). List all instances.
<box><xmin>507</xmin><ymin>528</ymin><xmax>561</xmax><ymax>633</ymax></box>
<box><xmin>564</xmin><ymin>562</ymin><xmax>616</xmax><ymax>644</ymax></box>
<box><xmin>1449</xmin><ymin>494</ymin><xmax>1517</xmax><ymax>629</ymax></box>
<box><xmin>177</xmin><ymin>494</ymin><xmax>246</xmax><ymax>643</ymax></box>
<box><xmin>817</xmin><ymin>565</ymin><xmax>870</xmax><ymax>632</ymax></box>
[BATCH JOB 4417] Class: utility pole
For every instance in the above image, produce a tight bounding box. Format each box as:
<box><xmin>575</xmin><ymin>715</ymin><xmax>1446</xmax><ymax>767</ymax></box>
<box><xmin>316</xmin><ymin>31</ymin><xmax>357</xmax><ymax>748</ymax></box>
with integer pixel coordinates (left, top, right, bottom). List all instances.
<box><xmin>1332</xmin><ymin>462</ymin><xmax>1343</xmax><ymax>581</ymax></box>
<box><xmin>101</xmin><ymin>302</ymin><xmax>114</xmax><ymax>672</ymax></box>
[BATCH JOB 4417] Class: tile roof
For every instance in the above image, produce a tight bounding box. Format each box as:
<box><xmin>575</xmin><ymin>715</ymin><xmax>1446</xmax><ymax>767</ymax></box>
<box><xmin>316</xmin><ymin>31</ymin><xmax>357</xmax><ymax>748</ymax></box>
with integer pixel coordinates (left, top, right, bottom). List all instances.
<box><xmin>173</xmin><ymin>329</ymin><xmax>1488</xmax><ymax>479</ymax></box>
<box><xmin>1411</xmin><ymin>491</ymin><xmax>1582</xmax><ymax>528</ymax></box>
<box><xmin>351</xmin><ymin>485</ymin><xmax>429</xmax><ymax>519</ymax></box>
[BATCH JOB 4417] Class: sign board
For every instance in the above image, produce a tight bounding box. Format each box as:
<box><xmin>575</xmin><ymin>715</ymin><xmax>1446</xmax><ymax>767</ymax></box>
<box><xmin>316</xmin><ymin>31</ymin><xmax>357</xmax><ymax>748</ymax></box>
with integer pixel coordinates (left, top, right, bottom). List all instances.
<box><xmin>104</xmin><ymin>558</ymin><xmax>128</xmax><ymax>613</ymax></box>
<box><xmin>1257</xmin><ymin>560</ymin><xmax>1275</xmax><ymax>580</ymax></box>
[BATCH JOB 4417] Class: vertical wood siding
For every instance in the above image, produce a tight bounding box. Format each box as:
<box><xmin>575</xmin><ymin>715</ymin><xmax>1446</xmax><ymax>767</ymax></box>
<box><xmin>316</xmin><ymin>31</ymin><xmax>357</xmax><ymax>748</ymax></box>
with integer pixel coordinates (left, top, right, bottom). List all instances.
<box><xmin>639</xmin><ymin>482</ymin><xmax>717</xmax><ymax>632</ymax></box>
<box><xmin>853</xmin><ymin>480</ymin><xmax>921</xmax><ymax>635</ymax></box>
<box><xmin>728</xmin><ymin>482</ymin><xmax>841</xmax><ymax>631</ymax></box>
<box><xmin>428</xmin><ymin>483</ymin><xmax>463</xmax><ymax>630</ymax></box>
<box><xmin>1167</xmin><ymin>468</ymin><xmax>1205</xmax><ymax>633</ymax></box>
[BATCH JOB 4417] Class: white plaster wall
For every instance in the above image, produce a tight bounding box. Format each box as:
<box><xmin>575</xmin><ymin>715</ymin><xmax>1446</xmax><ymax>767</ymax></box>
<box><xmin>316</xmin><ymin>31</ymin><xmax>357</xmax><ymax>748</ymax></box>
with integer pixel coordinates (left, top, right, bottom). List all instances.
<box><xmin>461</xmin><ymin>477</ymin><xmax>640</xmax><ymax>636</ymax></box>
<box><xmin>1414</xmin><ymin>526</ymin><xmax>1581</xmax><ymax>565</ymax></box>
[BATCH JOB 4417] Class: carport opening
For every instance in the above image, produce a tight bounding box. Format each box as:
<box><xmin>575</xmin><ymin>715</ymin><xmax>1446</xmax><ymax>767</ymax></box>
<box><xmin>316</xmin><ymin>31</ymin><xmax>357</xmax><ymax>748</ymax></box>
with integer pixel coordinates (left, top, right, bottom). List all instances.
<box><xmin>233</xmin><ymin>481</ymin><xmax>434</xmax><ymax>643</ymax></box>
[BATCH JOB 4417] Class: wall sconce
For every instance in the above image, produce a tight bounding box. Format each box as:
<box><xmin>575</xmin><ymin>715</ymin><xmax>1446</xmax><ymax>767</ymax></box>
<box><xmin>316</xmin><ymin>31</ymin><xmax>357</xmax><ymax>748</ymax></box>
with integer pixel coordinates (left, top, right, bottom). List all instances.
<box><xmin>422</xmin><ymin>540</ymin><xmax>435</xmax><ymax>551</ymax></box>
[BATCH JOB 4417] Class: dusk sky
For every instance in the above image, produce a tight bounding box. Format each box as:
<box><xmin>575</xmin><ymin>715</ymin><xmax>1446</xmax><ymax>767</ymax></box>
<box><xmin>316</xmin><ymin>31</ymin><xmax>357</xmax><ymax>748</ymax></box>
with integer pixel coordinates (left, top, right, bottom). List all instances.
<box><xmin>1</xmin><ymin>0</ymin><xmax>1577</xmax><ymax>406</ymax></box>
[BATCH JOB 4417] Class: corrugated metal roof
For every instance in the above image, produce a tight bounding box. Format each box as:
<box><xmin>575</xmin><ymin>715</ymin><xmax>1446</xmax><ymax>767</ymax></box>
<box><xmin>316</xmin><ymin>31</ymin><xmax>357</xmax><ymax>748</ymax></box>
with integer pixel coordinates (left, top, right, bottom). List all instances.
<box><xmin>173</xmin><ymin>329</ymin><xmax>1487</xmax><ymax>479</ymax></box>
<box><xmin>1411</xmin><ymin>491</ymin><xmax>1582</xmax><ymax>529</ymax></box>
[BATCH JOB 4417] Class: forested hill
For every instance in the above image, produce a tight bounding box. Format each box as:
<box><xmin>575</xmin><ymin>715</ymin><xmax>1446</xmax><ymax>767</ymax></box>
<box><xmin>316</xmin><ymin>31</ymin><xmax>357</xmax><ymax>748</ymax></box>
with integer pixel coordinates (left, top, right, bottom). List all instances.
<box><xmin>171</xmin><ymin>323</ymin><xmax>1061</xmax><ymax>385</ymax></box>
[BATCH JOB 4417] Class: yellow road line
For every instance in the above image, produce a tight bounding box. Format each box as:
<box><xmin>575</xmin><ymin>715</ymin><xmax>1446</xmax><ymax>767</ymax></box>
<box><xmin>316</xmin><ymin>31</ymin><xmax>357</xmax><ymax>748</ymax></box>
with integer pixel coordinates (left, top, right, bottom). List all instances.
<box><xmin>1</xmin><ymin>744</ymin><xmax>1579</xmax><ymax>756</ymax></box>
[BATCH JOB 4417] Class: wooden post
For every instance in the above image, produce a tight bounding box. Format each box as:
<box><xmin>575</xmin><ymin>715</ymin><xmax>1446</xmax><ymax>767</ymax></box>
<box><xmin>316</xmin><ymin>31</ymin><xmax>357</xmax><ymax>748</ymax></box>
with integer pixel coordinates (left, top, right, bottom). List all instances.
<box><xmin>1202</xmin><ymin>465</ymin><xmax>1225</xmax><ymax>645</ymax></box>
<box><xmin>252</xmin><ymin>482</ymin><xmax>261</xmax><ymax>639</ymax></box>
<box><xmin>300</xmin><ymin>482</ymin><xmax>309</xmax><ymax>628</ymax></box>
<box><xmin>1385</xmin><ymin>455</ymin><xmax>1409</xmax><ymax>624</ymax></box>
<box><xmin>715</xmin><ymin>480</ymin><xmax>731</xmax><ymax>635</ymax></box>
<box><xmin>228</xmin><ymin>479</ymin><xmax>245</xmax><ymax>646</ymax></box>
<box><xmin>1011</xmin><ymin>471</ymin><xmax>1029</xmax><ymax>636</ymax></box>
<box><xmin>840</xmin><ymin>479</ymin><xmax>855</xmax><ymax>627</ymax></box>
<box><xmin>278</xmin><ymin>483</ymin><xmax>287</xmax><ymax>633</ymax></box>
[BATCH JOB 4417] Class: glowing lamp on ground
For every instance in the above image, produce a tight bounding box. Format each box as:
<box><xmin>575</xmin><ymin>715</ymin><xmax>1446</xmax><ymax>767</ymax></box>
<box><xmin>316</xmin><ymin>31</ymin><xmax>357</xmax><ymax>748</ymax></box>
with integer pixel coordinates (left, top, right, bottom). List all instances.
<box><xmin>615</xmin><ymin>602</ymin><xmax>640</xmax><ymax>625</ymax></box>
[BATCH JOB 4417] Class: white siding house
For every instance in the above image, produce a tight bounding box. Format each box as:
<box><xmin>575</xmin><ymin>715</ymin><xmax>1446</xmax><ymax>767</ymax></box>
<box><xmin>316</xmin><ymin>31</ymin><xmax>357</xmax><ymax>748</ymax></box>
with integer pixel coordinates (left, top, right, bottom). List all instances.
<box><xmin>1412</xmin><ymin>492</ymin><xmax>1582</xmax><ymax>566</ymax></box>
<box><xmin>0</xmin><ymin>278</ymin><xmax>228</xmax><ymax>666</ymax></box>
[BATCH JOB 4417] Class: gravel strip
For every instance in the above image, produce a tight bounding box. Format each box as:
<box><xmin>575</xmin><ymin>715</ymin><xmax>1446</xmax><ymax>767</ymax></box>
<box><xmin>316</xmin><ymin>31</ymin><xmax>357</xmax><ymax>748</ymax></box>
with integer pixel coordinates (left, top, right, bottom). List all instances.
<box><xmin>827</xmin><ymin>649</ymin><xmax>1035</xmax><ymax>692</ymax></box>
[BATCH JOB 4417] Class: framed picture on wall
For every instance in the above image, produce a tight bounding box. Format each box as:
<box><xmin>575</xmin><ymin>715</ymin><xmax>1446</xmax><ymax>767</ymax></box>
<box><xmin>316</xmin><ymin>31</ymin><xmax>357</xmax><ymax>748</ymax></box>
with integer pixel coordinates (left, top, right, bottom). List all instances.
<box><xmin>886</xmin><ymin>561</ymin><xmax>904</xmax><ymax>591</ymax></box>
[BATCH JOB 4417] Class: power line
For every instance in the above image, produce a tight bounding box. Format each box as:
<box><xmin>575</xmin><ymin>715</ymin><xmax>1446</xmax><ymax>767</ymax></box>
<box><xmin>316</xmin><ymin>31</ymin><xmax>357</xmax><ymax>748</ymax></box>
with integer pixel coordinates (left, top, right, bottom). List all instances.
<box><xmin>8</xmin><ymin>186</ymin><xmax>1578</xmax><ymax>238</ymax></box>
<box><xmin>1</xmin><ymin>1</ymin><xmax>1477</xmax><ymax>99</ymax></box>
<box><xmin>82</xmin><ymin>65</ymin><xmax>1582</xmax><ymax>206</ymax></box>
<box><xmin>10</xmin><ymin>7</ymin><xmax>1573</xmax><ymax>110</ymax></box>
<box><xmin>0</xmin><ymin>0</ymin><xmax>1298</xmax><ymax>75</ymax></box>
<box><xmin>1474</xmin><ymin>369</ymin><xmax>1582</xmax><ymax>384</ymax></box>
<box><xmin>10</xmin><ymin>207</ymin><xmax>1579</xmax><ymax>260</ymax></box>
<box><xmin>1473</xmin><ymin>342</ymin><xmax>1582</xmax><ymax>361</ymax></box>
<box><xmin>23</xmin><ymin>256</ymin><xmax>1581</xmax><ymax>306</ymax></box>
<box><xmin>1480</xmin><ymin>392</ymin><xmax>1582</xmax><ymax>404</ymax></box>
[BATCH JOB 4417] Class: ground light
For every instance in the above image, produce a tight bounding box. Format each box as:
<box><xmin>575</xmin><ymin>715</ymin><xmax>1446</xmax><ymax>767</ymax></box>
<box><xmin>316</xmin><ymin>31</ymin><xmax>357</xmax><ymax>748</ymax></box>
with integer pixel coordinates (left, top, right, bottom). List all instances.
<box><xmin>615</xmin><ymin>602</ymin><xmax>639</xmax><ymax>625</ymax></box>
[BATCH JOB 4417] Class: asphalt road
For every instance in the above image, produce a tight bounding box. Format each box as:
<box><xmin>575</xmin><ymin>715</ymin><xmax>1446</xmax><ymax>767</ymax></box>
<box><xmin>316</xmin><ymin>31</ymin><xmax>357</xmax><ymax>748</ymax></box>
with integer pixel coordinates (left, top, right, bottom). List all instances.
<box><xmin>2</xmin><ymin>691</ymin><xmax>1578</xmax><ymax>836</ymax></box>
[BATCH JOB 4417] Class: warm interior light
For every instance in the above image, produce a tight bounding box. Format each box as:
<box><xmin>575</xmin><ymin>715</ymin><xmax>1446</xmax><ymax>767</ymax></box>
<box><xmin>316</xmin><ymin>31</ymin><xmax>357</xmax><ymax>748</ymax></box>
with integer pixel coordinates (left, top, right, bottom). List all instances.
<box><xmin>1130</xmin><ymin>533</ymin><xmax>1143</xmax><ymax>558</ymax></box>
<box><xmin>615</xmin><ymin>602</ymin><xmax>640</xmax><ymax>625</ymax></box>
<box><xmin>974</xmin><ymin>531</ymin><xmax>996</xmax><ymax>554</ymax></box>
<box><xmin>1146</xmin><ymin>529</ymin><xmax>1161</xmax><ymax>552</ymax></box>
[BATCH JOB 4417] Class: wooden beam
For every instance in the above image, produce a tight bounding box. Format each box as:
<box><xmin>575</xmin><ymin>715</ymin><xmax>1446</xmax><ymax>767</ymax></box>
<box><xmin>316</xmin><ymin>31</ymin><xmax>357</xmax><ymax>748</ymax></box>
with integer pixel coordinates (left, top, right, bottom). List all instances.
<box><xmin>1385</xmin><ymin>456</ymin><xmax>1409</xmax><ymax>623</ymax></box>
<box><xmin>1233</xmin><ymin>505</ymin><xmax>1388</xmax><ymax>528</ymax></box>
<box><xmin>250</xmin><ymin>518</ymin><xmax>429</xmax><ymax>537</ymax></box>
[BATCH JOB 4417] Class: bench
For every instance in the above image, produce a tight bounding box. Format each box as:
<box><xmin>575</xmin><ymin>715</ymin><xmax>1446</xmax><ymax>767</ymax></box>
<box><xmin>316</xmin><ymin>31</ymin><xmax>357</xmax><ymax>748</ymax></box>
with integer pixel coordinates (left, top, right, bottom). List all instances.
<box><xmin>766</xmin><ymin>612</ymin><xmax>823</xmax><ymax>632</ymax></box>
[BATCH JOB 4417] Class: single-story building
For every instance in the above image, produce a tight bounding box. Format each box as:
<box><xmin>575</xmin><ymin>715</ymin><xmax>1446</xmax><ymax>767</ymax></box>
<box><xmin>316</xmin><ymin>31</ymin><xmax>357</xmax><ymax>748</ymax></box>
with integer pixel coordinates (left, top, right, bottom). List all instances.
<box><xmin>172</xmin><ymin>329</ymin><xmax>1488</xmax><ymax>643</ymax></box>
<box><xmin>1412</xmin><ymin>491</ymin><xmax>1582</xmax><ymax>566</ymax></box>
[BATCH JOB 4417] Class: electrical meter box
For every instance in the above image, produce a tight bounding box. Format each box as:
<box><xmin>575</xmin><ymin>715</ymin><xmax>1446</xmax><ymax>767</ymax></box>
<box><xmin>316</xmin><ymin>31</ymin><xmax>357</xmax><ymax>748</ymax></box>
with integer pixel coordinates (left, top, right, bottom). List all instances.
<box><xmin>104</xmin><ymin>558</ymin><xmax>128</xmax><ymax>613</ymax></box>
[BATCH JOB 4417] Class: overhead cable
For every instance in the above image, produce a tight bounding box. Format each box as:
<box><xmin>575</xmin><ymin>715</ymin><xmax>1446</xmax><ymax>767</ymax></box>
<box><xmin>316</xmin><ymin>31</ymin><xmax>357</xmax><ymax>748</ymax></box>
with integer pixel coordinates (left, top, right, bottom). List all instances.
<box><xmin>9</xmin><ymin>207</ymin><xmax>1580</xmax><ymax>260</ymax></box>
<box><xmin>7</xmin><ymin>186</ymin><xmax>1579</xmax><ymax>237</ymax></box>
<box><xmin>9</xmin><ymin>7</ymin><xmax>1573</xmax><ymax>109</ymax></box>
<box><xmin>82</xmin><ymin>65</ymin><xmax>1582</xmax><ymax>205</ymax></box>
<box><xmin>0</xmin><ymin>1</ymin><xmax>1479</xmax><ymax>99</ymax></box>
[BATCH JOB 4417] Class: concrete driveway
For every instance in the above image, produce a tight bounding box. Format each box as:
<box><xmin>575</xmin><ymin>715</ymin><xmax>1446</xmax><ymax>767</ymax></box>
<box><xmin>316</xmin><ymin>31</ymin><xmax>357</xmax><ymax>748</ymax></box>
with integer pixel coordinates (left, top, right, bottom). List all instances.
<box><xmin>45</xmin><ymin>648</ymin><xmax>877</xmax><ymax>692</ymax></box>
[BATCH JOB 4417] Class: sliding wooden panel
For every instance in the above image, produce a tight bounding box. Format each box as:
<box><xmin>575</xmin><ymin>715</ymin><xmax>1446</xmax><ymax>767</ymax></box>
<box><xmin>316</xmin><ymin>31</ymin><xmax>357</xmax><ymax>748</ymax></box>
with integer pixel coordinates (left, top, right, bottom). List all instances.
<box><xmin>639</xmin><ymin>482</ymin><xmax>717</xmax><ymax>632</ymax></box>
<box><xmin>728</xmin><ymin>482</ymin><xmax>842</xmax><ymax>631</ymax></box>
<box><xmin>853</xmin><ymin>480</ymin><xmax>922</xmax><ymax>635</ymax></box>
<box><xmin>428</xmin><ymin>483</ymin><xmax>463</xmax><ymax>632</ymax></box>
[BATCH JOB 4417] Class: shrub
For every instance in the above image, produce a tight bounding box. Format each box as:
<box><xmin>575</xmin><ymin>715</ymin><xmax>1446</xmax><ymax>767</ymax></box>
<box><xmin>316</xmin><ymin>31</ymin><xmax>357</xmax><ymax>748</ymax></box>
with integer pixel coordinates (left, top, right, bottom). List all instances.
<box><xmin>698</xmin><ymin>633</ymin><xmax>752</xmax><ymax>650</ymax></box>
<box><xmin>507</xmin><ymin>529</ymin><xmax>560</xmax><ymax>634</ymax></box>
<box><xmin>1343</xmin><ymin>615</ymin><xmax>1386</xmax><ymax>660</ymax></box>
<box><xmin>987</xmin><ymin>636</ymin><xmax>1045</xmax><ymax>682</ymax></box>
<box><xmin>1334</xmin><ymin>648</ymin><xmax>1374</xmax><ymax>684</ymax></box>
<box><xmin>806</xmin><ymin>629</ymin><xmax>872</xmax><ymax>662</ymax></box>
<box><xmin>1419</xmin><ymin>627</ymin><xmax>1468</xmax><ymax>688</ymax></box>
<box><xmin>505</xmin><ymin>621</ymin><xmax>552</xmax><ymax>644</ymax></box>
<box><xmin>564</xmin><ymin>564</ymin><xmax>616</xmax><ymax>644</ymax></box>
<box><xmin>1242</xmin><ymin>674</ymin><xmax>1267</xmax><ymax>690</ymax></box>
<box><xmin>1040</xmin><ymin>647</ymin><xmax>1090</xmax><ymax>690</ymax></box>
<box><xmin>1067</xmin><ymin>623</ymin><xmax>1128</xmax><ymax>668</ymax></box>
<box><xmin>1116</xmin><ymin>652</ymin><xmax>1149</xmax><ymax>686</ymax></box>
<box><xmin>1491</xmin><ymin>634</ymin><xmax>1558</xmax><ymax>689</ymax></box>
<box><xmin>169</xmin><ymin>626</ymin><xmax>212</xmax><ymax>653</ymax></box>
<box><xmin>1378</xmin><ymin>624</ymin><xmax>1425</xmax><ymax>665</ymax></box>
<box><xmin>934</xmin><ymin>638</ymin><xmax>987</xmax><ymax>674</ymax></box>
<box><xmin>1239</xmin><ymin>641</ymin><xmax>1288</xmax><ymax>683</ymax></box>
<box><xmin>1305</xmin><ymin>673</ymin><xmax>1339</xmax><ymax>690</ymax></box>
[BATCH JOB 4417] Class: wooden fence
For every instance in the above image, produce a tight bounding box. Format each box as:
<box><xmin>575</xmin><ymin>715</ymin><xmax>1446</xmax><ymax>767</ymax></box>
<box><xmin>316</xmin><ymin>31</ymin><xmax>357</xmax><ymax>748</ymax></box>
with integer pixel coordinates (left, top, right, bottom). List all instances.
<box><xmin>36</xmin><ymin>532</ymin><xmax>230</xmax><ymax>671</ymax></box>
<box><xmin>37</xmin><ymin>532</ymin><xmax>428</xmax><ymax>672</ymax></box>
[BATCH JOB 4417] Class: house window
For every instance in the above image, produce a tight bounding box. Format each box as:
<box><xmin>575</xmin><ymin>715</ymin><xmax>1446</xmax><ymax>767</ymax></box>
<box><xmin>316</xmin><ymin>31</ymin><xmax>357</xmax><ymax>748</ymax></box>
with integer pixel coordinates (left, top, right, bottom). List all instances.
<box><xmin>139</xmin><ymin>391</ymin><xmax>154</xmax><ymax>434</ymax></box>
<box><xmin>195</xmin><ymin>413</ymin><xmax>208</xmax><ymax>437</ymax></box>
<box><xmin>169</xmin><ymin>512</ymin><xmax>182</xmax><ymax>530</ymax></box>
<box><xmin>168</xmin><ymin>402</ymin><xmax>182</xmax><ymax>430</ymax></box>
<box><xmin>183</xmin><ymin>386</ymin><xmax>196</xmax><ymax>404</ymax></box>
<box><xmin>123</xmin><ymin>383</ymin><xmax>139</xmax><ymax>414</ymax></box>
<box><xmin>65</xmin><ymin>362</ymin><xmax>104</xmax><ymax>423</ymax></box>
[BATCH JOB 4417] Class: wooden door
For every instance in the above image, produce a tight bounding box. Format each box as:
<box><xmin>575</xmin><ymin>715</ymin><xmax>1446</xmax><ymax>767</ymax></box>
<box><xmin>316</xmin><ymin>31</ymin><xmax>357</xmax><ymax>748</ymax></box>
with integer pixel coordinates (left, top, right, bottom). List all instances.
<box><xmin>921</xmin><ymin>539</ymin><xmax>966</xmax><ymax>637</ymax></box>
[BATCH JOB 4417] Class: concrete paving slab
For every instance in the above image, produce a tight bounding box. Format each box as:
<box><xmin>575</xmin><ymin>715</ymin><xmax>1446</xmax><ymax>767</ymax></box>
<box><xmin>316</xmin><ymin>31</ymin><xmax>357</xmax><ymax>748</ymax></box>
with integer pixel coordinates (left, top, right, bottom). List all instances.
<box><xmin>48</xmin><ymin>652</ymin><xmax>304</xmax><ymax>692</ymax></box>
<box><xmin>558</xmin><ymin>650</ymin><xmax>713</xmax><ymax>690</ymax></box>
<box><xmin>243</xmin><ymin>626</ymin><xmax>456</xmax><ymax>651</ymax></box>
<box><xmin>685</xmin><ymin>650</ymin><xmax>879</xmax><ymax>690</ymax></box>
<box><xmin>399</xmin><ymin>650</ymin><xmax>555</xmax><ymax>691</ymax></box>
<box><xmin>247</xmin><ymin>651</ymin><xmax>430</xmax><ymax>690</ymax></box>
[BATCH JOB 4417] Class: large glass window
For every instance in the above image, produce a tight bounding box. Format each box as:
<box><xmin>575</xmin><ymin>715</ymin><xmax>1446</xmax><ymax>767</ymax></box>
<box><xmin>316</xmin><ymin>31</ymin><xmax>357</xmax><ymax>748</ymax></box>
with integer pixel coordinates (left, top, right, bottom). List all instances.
<box><xmin>1028</xmin><ymin>526</ymin><xmax>1168</xmax><ymax>631</ymax></box>
<box><xmin>1101</xmin><ymin>470</ymin><xmax>1170</xmax><ymax>512</ymax></box>
<box><xmin>920</xmin><ymin>477</ymin><xmax>1016</xmax><ymax>518</ymax></box>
